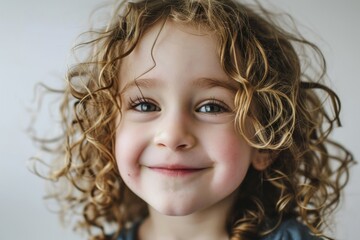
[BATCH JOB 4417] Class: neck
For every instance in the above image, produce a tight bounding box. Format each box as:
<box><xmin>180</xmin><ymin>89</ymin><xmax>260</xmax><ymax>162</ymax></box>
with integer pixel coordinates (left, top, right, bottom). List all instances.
<box><xmin>138</xmin><ymin>193</ymin><xmax>235</xmax><ymax>240</ymax></box>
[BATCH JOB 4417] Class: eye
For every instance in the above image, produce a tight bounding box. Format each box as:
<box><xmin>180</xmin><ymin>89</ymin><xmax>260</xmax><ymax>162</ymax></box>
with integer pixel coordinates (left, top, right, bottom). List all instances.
<box><xmin>196</xmin><ymin>100</ymin><xmax>229</xmax><ymax>114</ymax></box>
<box><xmin>129</xmin><ymin>97</ymin><xmax>160</xmax><ymax>112</ymax></box>
<box><xmin>134</xmin><ymin>102</ymin><xmax>160</xmax><ymax>112</ymax></box>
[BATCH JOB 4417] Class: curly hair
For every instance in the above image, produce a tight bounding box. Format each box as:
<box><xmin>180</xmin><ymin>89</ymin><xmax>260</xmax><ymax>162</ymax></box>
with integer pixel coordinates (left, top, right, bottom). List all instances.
<box><xmin>31</xmin><ymin>0</ymin><xmax>354</xmax><ymax>239</ymax></box>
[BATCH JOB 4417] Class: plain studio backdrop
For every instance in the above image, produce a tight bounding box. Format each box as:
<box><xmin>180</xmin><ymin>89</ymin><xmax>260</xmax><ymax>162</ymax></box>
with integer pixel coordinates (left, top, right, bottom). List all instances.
<box><xmin>0</xmin><ymin>0</ymin><xmax>359</xmax><ymax>239</ymax></box>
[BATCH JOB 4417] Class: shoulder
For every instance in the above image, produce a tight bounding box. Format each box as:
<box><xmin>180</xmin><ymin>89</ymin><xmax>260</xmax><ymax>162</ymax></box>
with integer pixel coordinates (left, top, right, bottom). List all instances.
<box><xmin>260</xmin><ymin>218</ymin><xmax>321</xmax><ymax>240</ymax></box>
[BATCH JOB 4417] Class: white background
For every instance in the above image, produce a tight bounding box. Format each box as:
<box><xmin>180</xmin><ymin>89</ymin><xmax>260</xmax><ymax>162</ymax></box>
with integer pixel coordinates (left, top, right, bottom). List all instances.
<box><xmin>0</xmin><ymin>0</ymin><xmax>359</xmax><ymax>239</ymax></box>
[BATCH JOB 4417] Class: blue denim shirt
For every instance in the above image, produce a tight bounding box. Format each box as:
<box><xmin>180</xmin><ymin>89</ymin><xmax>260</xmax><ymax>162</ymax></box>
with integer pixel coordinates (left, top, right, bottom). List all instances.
<box><xmin>261</xmin><ymin>218</ymin><xmax>320</xmax><ymax>240</ymax></box>
<box><xmin>116</xmin><ymin>218</ymin><xmax>321</xmax><ymax>240</ymax></box>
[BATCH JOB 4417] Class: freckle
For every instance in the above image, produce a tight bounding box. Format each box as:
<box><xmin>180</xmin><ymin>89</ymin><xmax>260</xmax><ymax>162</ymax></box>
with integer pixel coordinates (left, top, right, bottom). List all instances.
<box><xmin>128</xmin><ymin>173</ymin><xmax>131</xmax><ymax>177</ymax></box>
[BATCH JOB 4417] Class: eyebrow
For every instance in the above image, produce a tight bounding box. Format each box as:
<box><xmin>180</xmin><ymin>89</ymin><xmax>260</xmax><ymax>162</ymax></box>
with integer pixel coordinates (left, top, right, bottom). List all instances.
<box><xmin>120</xmin><ymin>77</ymin><xmax>238</xmax><ymax>94</ymax></box>
<box><xmin>120</xmin><ymin>78</ymin><xmax>158</xmax><ymax>94</ymax></box>
<box><xmin>193</xmin><ymin>77</ymin><xmax>238</xmax><ymax>92</ymax></box>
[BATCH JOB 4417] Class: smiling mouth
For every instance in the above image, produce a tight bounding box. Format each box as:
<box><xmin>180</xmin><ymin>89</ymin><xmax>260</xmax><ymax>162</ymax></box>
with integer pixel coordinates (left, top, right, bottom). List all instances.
<box><xmin>148</xmin><ymin>166</ymin><xmax>207</xmax><ymax>177</ymax></box>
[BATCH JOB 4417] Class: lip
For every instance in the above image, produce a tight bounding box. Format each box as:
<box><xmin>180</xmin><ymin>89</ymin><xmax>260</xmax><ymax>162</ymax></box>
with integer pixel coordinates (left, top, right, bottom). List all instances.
<box><xmin>147</xmin><ymin>164</ymin><xmax>207</xmax><ymax>177</ymax></box>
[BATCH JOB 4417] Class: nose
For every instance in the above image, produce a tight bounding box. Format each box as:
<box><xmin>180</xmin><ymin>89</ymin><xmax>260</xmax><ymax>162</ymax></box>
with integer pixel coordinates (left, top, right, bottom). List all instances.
<box><xmin>153</xmin><ymin>111</ymin><xmax>196</xmax><ymax>151</ymax></box>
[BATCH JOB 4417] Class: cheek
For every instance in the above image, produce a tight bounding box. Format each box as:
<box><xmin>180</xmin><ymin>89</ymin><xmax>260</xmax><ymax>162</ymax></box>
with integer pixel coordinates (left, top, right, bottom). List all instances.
<box><xmin>208</xmin><ymin>126</ymin><xmax>252</xmax><ymax>163</ymax></box>
<box><xmin>205</xmin><ymin>127</ymin><xmax>253</xmax><ymax>187</ymax></box>
<box><xmin>115</xmin><ymin>123</ymin><xmax>146</xmax><ymax>186</ymax></box>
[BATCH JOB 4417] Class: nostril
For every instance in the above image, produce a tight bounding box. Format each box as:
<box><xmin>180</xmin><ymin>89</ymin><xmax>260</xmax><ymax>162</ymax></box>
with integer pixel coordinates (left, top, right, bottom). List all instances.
<box><xmin>176</xmin><ymin>144</ymin><xmax>188</xmax><ymax>150</ymax></box>
<box><xmin>157</xmin><ymin>143</ymin><xmax>166</xmax><ymax>148</ymax></box>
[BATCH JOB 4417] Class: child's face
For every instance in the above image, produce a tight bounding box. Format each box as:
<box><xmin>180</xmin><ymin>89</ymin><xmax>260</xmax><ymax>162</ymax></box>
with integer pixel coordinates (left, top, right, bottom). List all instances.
<box><xmin>115</xmin><ymin>21</ymin><xmax>257</xmax><ymax>216</ymax></box>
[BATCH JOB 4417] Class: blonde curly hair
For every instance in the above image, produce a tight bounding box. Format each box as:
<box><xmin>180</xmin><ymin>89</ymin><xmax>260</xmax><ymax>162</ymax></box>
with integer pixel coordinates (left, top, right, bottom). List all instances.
<box><xmin>31</xmin><ymin>0</ymin><xmax>354</xmax><ymax>239</ymax></box>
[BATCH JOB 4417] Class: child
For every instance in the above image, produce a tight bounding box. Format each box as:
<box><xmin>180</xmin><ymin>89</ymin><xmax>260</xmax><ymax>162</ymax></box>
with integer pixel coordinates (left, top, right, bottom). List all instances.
<box><xmin>32</xmin><ymin>0</ymin><xmax>354</xmax><ymax>239</ymax></box>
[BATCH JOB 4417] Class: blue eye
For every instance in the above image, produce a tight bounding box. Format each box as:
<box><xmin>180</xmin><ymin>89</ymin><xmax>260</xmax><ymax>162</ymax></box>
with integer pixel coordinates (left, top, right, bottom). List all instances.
<box><xmin>129</xmin><ymin>97</ymin><xmax>160</xmax><ymax>112</ymax></box>
<box><xmin>197</xmin><ymin>105</ymin><xmax>223</xmax><ymax>113</ymax></box>
<box><xmin>134</xmin><ymin>102</ymin><xmax>160</xmax><ymax>112</ymax></box>
<box><xmin>196</xmin><ymin>100</ymin><xmax>229</xmax><ymax>113</ymax></box>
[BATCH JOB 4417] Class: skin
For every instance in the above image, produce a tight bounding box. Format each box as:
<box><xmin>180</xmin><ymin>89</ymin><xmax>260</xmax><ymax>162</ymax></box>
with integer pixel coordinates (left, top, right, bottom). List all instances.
<box><xmin>115</xmin><ymin>21</ymin><xmax>266</xmax><ymax>240</ymax></box>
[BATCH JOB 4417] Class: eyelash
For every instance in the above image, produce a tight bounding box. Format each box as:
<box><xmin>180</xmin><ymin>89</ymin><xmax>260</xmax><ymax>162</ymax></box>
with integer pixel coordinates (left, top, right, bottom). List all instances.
<box><xmin>127</xmin><ymin>96</ymin><xmax>230</xmax><ymax>114</ymax></box>
<box><xmin>196</xmin><ymin>98</ymin><xmax>230</xmax><ymax>114</ymax></box>
<box><xmin>128</xmin><ymin>96</ymin><xmax>160</xmax><ymax>112</ymax></box>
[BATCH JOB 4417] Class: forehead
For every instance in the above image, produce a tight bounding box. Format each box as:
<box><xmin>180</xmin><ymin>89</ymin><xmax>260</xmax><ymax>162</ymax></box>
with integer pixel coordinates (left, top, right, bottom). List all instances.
<box><xmin>119</xmin><ymin>20</ymin><xmax>236</xmax><ymax>90</ymax></box>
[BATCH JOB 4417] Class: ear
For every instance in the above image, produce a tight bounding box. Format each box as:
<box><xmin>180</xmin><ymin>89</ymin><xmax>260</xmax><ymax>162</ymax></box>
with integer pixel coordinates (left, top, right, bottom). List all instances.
<box><xmin>251</xmin><ymin>150</ymin><xmax>273</xmax><ymax>171</ymax></box>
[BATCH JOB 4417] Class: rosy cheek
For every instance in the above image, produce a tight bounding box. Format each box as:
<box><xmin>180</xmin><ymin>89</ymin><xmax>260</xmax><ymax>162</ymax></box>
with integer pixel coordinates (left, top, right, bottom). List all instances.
<box><xmin>116</xmin><ymin>133</ymin><xmax>135</xmax><ymax>171</ymax></box>
<box><xmin>207</xmin><ymin>130</ymin><xmax>252</xmax><ymax>182</ymax></box>
<box><xmin>215</xmin><ymin>132</ymin><xmax>250</xmax><ymax>159</ymax></box>
<box><xmin>115</xmin><ymin>124</ymin><xmax>148</xmax><ymax>186</ymax></box>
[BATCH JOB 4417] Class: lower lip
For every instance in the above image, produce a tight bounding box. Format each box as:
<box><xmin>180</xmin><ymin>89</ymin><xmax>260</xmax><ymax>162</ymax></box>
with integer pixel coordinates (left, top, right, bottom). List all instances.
<box><xmin>148</xmin><ymin>167</ymin><xmax>203</xmax><ymax>177</ymax></box>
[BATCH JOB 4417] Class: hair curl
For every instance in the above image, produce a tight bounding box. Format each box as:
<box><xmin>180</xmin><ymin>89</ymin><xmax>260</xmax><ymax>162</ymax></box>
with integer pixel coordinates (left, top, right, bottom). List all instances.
<box><xmin>31</xmin><ymin>0</ymin><xmax>354</xmax><ymax>239</ymax></box>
